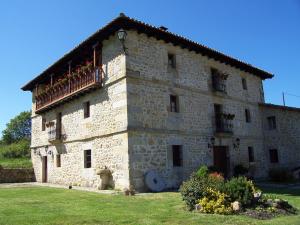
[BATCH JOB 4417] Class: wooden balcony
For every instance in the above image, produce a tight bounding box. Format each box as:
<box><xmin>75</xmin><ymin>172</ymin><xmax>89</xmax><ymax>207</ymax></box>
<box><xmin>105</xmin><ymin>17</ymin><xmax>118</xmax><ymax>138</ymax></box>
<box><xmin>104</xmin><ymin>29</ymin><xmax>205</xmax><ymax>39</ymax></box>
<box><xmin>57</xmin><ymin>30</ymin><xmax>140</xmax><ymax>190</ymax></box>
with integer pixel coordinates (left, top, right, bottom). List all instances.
<box><xmin>35</xmin><ymin>68</ymin><xmax>102</xmax><ymax>113</ymax></box>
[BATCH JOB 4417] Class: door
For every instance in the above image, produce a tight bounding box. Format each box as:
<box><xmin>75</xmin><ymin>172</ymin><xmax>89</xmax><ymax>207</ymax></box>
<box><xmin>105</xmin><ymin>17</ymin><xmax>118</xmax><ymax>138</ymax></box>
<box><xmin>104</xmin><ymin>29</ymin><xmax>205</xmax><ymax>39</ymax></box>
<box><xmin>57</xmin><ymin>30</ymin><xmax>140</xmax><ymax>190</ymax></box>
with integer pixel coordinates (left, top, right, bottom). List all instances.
<box><xmin>213</xmin><ymin>146</ymin><xmax>229</xmax><ymax>177</ymax></box>
<box><xmin>42</xmin><ymin>156</ymin><xmax>47</xmax><ymax>183</ymax></box>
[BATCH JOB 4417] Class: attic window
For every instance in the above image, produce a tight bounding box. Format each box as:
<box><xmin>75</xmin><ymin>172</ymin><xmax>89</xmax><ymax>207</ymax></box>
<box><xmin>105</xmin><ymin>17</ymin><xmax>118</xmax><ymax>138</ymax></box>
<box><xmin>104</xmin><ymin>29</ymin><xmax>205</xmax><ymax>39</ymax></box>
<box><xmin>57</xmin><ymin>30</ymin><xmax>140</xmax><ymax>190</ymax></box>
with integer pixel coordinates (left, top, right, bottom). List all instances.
<box><xmin>242</xmin><ymin>78</ymin><xmax>248</xmax><ymax>90</ymax></box>
<box><xmin>168</xmin><ymin>53</ymin><xmax>176</xmax><ymax>68</ymax></box>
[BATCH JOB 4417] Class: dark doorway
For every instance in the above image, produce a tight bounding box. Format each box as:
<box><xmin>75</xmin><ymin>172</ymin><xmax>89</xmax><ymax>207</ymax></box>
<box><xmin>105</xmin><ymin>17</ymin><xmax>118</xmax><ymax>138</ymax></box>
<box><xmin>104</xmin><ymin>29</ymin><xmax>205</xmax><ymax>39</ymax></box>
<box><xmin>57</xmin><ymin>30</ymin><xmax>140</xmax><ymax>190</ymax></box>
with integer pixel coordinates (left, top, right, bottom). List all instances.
<box><xmin>213</xmin><ymin>146</ymin><xmax>229</xmax><ymax>177</ymax></box>
<box><xmin>42</xmin><ymin>156</ymin><xmax>47</xmax><ymax>183</ymax></box>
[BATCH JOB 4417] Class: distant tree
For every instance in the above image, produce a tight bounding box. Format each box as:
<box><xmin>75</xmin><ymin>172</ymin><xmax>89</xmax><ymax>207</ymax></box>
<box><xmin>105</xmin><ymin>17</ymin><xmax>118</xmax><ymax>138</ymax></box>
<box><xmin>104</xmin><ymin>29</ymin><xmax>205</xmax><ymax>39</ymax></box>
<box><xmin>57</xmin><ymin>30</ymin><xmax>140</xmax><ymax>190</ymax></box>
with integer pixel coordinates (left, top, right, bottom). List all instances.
<box><xmin>2</xmin><ymin>111</ymin><xmax>31</xmax><ymax>144</ymax></box>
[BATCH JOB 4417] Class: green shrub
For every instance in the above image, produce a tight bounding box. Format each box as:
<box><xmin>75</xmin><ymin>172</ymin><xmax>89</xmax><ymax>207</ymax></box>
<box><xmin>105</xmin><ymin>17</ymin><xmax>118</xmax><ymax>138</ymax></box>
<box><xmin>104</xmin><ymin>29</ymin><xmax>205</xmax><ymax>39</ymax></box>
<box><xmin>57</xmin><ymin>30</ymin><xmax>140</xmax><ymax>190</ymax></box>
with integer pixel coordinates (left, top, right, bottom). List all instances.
<box><xmin>0</xmin><ymin>139</ymin><xmax>30</xmax><ymax>158</ymax></box>
<box><xmin>233</xmin><ymin>164</ymin><xmax>248</xmax><ymax>177</ymax></box>
<box><xmin>180</xmin><ymin>173</ymin><xmax>207</xmax><ymax>211</ymax></box>
<box><xmin>180</xmin><ymin>170</ymin><xmax>225</xmax><ymax>211</ymax></box>
<box><xmin>269</xmin><ymin>168</ymin><xmax>294</xmax><ymax>183</ymax></box>
<box><xmin>196</xmin><ymin>165</ymin><xmax>209</xmax><ymax>178</ymax></box>
<box><xmin>224</xmin><ymin>176</ymin><xmax>255</xmax><ymax>206</ymax></box>
<box><xmin>198</xmin><ymin>188</ymin><xmax>232</xmax><ymax>214</ymax></box>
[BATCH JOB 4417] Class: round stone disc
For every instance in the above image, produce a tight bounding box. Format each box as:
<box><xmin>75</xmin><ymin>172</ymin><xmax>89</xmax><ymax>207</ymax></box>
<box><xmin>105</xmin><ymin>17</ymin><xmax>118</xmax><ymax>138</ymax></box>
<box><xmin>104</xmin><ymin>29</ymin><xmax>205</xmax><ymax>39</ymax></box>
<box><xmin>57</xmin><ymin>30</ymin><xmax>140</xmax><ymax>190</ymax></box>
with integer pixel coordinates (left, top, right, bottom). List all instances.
<box><xmin>144</xmin><ymin>170</ymin><xmax>166</xmax><ymax>192</ymax></box>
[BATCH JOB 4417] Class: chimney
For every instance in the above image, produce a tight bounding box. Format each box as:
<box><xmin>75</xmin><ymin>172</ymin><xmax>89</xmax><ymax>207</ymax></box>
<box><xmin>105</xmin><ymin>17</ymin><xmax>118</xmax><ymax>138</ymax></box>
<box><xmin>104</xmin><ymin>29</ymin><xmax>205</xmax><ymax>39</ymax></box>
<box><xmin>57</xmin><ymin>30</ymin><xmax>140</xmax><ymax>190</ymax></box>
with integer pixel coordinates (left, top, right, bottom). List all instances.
<box><xmin>159</xmin><ymin>26</ymin><xmax>168</xmax><ymax>31</ymax></box>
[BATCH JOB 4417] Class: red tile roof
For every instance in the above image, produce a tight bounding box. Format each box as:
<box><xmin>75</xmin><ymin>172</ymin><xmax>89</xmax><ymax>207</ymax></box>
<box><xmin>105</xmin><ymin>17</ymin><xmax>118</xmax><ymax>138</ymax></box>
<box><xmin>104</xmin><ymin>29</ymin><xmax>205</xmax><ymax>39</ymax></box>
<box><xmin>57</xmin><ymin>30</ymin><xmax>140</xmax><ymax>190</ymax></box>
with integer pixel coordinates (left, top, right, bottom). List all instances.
<box><xmin>22</xmin><ymin>13</ymin><xmax>273</xmax><ymax>91</ymax></box>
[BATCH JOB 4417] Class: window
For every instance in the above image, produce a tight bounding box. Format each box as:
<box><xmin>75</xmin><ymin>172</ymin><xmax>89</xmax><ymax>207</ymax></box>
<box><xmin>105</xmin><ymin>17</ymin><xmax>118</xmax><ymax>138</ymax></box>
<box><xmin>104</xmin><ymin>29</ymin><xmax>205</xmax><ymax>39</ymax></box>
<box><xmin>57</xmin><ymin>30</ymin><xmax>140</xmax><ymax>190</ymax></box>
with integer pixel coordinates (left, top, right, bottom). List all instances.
<box><xmin>269</xmin><ymin>149</ymin><xmax>279</xmax><ymax>163</ymax></box>
<box><xmin>172</xmin><ymin>145</ymin><xmax>182</xmax><ymax>167</ymax></box>
<box><xmin>56</xmin><ymin>112</ymin><xmax>62</xmax><ymax>139</ymax></box>
<box><xmin>42</xmin><ymin>116</ymin><xmax>46</xmax><ymax>131</ymax></box>
<box><xmin>56</xmin><ymin>154</ymin><xmax>61</xmax><ymax>167</ymax></box>
<box><xmin>83</xmin><ymin>101</ymin><xmax>90</xmax><ymax>118</ymax></box>
<box><xmin>245</xmin><ymin>109</ymin><xmax>251</xmax><ymax>123</ymax></box>
<box><xmin>170</xmin><ymin>95</ymin><xmax>179</xmax><ymax>113</ymax></box>
<box><xmin>84</xmin><ymin>149</ymin><xmax>92</xmax><ymax>168</ymax></box>
<box><xmin>168</xmin><ymin>53</ymin><xmax>176</xmax><ymax>68</ymax></box>
<box><xmin>267</xmin><ymin>116</ymin><xmax>277</xmax><ymax>130</ymax></box>
<box><xmin>242</xmin><ymin>78</ymin><xmax>247</xmax><ymax>90</ymax></box>
<box><xmin>248</xmin><ymin>147</ymin><xmax>254</xmax><ymax>162</ymax></box>
<box><xmin>211</xmin><ymin>68</ymin><xmax>227</xmax><ymax>93</ymax></box>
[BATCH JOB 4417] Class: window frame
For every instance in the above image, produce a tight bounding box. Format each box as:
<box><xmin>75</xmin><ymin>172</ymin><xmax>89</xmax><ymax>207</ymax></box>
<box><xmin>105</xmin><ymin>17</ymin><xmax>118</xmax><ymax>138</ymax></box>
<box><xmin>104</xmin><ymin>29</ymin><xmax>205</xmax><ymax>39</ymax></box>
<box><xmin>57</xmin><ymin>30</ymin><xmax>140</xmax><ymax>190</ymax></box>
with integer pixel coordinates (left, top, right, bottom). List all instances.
<box><xmin>267</xmin><ymin>116</ymin><xmax>277</xmax><ymax>130</ymax></box>
<box><xmin>84</xmin><ymin>149</ymin><xmax>92</xmax><ymax>168</ymax></box>
<box><xmin>56</xmin><ymin>154</ymin><xmax>61</xmax><ymax>167</ymax></box>
<box><xmin>245</xmin><ymin>109</ymin><xmax>251</xmax><ymax>123</ymax></box>
<box><xmin>172</xmin><ymin>145</ymin><xmax>183</xmax><ymax>167</ymax></box>
<box><xmin>168</xmin><ymin>53</ymin><xmax>176</xmax><ymax>69</ymax></box>
<box><xmin>83</xmin><ymin>101</ymin><xmax>90</xmax><ymax>119</ymax></box>
<box><xmin>242</xmin><ymin>78</ymin><xmax>248</xmax><ymax>90</ymax></box>
<box><xmin>170</xmin><ymin>95</ymin><xmax>179</xmax><ymax>113</ymax></box>
<box><xmin>248</xmin><ymin>147</ymin><xmax>254</xmax><ymax>163</ymax></box>
<box><xmin>269</xmin><ymin>149</ymin><xmax>279</xmax><ymax>163</ymax></box>
<box><xmin>42</xmin><ymin>116</ymin><xmax>46</xmax><ymax>131</ymax></box>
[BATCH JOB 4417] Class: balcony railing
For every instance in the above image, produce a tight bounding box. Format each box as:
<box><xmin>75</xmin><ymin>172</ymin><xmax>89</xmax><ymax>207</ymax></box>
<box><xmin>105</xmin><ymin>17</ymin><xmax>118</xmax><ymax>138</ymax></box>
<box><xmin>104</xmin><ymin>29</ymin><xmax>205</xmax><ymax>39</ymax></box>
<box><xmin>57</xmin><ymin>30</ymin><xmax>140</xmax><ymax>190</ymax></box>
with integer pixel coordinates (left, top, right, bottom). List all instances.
<box><xmin>212</xmin><ymin>74</ymin><xmax>227</xmax><ymax>93</ymax></box>
<box><xmin>35</xmin><ymin>68</ymin><xmax>101</xmax><ymax>112</ymax></box>
<box><xmin>215</xmin><ymin>113</ymin><xmax>234</xmax><ymax>134</ymax></box>
<box><xmin>48</xmin><ymin>126</ymin><xmax>61</xmax><ymax>143</ymax></box>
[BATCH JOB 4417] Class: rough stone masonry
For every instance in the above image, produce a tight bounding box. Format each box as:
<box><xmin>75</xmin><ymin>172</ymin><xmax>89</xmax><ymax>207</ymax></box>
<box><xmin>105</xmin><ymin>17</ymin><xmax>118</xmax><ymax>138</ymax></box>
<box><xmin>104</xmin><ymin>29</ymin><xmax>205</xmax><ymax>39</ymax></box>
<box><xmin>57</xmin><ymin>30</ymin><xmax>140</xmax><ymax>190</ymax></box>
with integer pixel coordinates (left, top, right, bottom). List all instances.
<box><xmin>24</xmin><ymin>15</ymin><xmax>300</xmax><ymax>192</ymax></box>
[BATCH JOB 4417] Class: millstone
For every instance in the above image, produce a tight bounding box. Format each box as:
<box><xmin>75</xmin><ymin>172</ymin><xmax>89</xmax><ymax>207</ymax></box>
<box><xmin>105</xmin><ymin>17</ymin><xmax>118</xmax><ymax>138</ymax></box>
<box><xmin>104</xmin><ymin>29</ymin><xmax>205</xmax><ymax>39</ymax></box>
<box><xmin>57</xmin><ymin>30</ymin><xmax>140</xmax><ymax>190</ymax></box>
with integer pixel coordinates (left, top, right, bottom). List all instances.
<box><xmin>144</xmin><ymin>170</ymin><xmax>166</xmax><ymax>192</ymax></box>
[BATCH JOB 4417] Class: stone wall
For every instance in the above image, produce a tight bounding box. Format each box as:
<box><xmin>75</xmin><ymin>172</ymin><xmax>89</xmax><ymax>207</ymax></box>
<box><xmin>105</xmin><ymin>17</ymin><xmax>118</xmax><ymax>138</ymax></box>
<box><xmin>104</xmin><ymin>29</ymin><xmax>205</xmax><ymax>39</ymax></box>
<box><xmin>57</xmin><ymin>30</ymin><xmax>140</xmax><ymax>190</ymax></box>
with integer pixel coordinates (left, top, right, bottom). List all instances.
<box><xmin>0</xmin><ymin>167</ymin><xmax>35</xmax><ymax>183</ymax></box>
<box><xmin>125</xmin><ymin>31</ymin><xmax>268</xmax><ymax>190</ymax></box>
<box><xmin>260</xmin><ymin>104</ymin><xmax>300</xmax><ymax>171</ymax></box>
<box><xmin>30</xmin><ymin>34</ymin><xmax>130</xmax><ymax>190</ymax></box>
<box><xmin>29</xmin><ymin>28</ymin><xmax>300</xmax><ymax>192</ymax></box>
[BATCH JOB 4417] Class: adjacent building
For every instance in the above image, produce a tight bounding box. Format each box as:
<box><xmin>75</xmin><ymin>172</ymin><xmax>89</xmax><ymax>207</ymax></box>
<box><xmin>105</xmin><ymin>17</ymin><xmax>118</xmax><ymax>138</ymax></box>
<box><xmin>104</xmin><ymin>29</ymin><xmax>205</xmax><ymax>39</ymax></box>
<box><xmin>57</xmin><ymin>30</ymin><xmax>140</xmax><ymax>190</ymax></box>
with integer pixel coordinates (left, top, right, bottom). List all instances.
<box><xmin>22</xmin><ymin>14</ymin><xmax>300</xmax><ymax>191</ymax></box>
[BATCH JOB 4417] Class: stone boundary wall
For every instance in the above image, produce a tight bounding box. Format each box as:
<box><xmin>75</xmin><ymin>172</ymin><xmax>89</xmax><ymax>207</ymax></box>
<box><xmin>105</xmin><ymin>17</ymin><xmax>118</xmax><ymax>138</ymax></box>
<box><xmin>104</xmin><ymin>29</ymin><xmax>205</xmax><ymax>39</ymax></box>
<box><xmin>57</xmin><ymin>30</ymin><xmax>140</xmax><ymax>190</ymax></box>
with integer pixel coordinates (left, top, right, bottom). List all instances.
<box><xmin>0</xmin><ymin>167</ymin><xmax>35</xmax><ymax>183</ymax></box>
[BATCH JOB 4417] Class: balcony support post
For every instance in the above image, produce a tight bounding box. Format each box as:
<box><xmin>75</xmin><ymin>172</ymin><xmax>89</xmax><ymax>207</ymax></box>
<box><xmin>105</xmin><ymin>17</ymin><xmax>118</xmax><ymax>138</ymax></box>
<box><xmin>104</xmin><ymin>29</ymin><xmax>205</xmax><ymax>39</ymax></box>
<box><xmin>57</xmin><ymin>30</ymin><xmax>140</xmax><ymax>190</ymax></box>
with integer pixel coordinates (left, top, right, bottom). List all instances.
<box><xmin>68</xmin><ymin>61</ymin><xmax>72</xmax><ymax>93</ymax></box>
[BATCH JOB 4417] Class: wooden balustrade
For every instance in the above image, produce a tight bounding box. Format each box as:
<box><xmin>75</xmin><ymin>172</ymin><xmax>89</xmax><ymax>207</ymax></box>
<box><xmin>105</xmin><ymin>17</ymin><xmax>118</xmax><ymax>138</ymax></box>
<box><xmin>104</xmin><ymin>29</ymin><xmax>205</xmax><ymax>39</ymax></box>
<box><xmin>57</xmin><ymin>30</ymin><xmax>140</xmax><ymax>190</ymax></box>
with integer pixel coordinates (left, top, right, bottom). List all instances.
<box><xmin>35</xmin><ymin>68</ymin><xmax>101</xmax><ymax>112</ymax></box>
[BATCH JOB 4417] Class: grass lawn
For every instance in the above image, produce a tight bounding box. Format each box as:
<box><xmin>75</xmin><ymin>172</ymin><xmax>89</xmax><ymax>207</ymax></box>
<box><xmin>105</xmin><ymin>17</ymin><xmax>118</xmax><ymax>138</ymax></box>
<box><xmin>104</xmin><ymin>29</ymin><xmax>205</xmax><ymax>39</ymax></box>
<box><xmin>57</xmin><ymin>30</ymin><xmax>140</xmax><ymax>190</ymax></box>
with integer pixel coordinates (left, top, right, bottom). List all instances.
<box><xmin>0</xmin><ymin>186</ymin><xmax>299</xmax><ymax>225</ymax></box>
<box><xmin>0</xmin><ymin>157</ymin><xmax>32</xmax><ymax>169</ymax></box>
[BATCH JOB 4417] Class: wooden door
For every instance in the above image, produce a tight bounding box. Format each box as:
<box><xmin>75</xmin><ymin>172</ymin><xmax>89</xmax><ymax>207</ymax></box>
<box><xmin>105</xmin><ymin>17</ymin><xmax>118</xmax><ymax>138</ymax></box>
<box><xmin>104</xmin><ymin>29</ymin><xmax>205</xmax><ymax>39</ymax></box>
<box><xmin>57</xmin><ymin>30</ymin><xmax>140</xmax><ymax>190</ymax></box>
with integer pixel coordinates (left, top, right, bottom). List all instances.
<box><xmin>42</xmin><ymin>156</ymin><xmax>47</xmax><ymax>183</ymax></box>
<box><xmin>213</xmin><ymin>146</ymin><xmax>229</xmax><ymax>177</ymax></box>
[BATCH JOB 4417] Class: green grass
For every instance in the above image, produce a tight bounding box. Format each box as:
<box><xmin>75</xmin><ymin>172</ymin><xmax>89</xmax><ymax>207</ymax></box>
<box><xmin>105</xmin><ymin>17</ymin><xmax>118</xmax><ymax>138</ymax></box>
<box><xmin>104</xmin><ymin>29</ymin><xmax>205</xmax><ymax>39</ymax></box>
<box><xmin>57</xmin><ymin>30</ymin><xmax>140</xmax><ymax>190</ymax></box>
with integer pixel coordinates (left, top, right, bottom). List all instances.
<box><xmin>0</xmin><ymin>187</ymin><xmax>299</xmax><ymax>225</ymax></box>
<box><xmin>0</xmin><ymin>157</ymin><xmax>32</xmax><ymax>168</ymax></box>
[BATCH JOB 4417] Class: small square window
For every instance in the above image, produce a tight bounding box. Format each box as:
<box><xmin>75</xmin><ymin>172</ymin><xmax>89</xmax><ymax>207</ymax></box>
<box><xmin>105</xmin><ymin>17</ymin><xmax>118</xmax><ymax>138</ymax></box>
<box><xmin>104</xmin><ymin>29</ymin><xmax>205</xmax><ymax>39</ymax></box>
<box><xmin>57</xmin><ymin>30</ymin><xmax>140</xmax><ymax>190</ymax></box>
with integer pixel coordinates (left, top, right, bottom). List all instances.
<box><xmin>83</xmin><ymin>101</ymin><xmax>90</xmax><ymax>119</ymax></box>
<box><xmin>267</xmin><ymin>116</ymin><xmax>277</xmax><ymax>130</ymax></box>
<box><xmin>170</xmin><ymin>95</ymin><xmax>179</xmax><ymax>113</ymax></box>
<box><xmin>245</xmin><ymin>109</ymin><xmax>251</xmax><ymax>123</ymax></box>
<box><xmin>172</xmin><ymin>145</ymin><xmax>182</xmax><ymax>167</ymax></box>
<box><xmin>42</xmin><ymin>116</ymin><xmax>46</xmax><ymax>131</ymax></box>
<box><xmin>269</xmin><ymin>149</ymin><xmax>279</xmax><ymax>163</ymax></box>
<box><xmin>56</xmin><ymin>155</ymin><xmax>61</xmax><ymax>167</ymax></box>
<box><xmin>84</xmin><ymin>149</ymin><xmax>92</xmax><ymax>168</ymax></box>
<box><xmin>168</xmin><ymin>53</ymin><xmax>176</xmax><ymax>68</ymax></box>
<box><xmin>242</xmin><ymin>78</ymin><xmax>248</xmax><ymax>90</ymax></box>
<box><xmin>248</xmin><ymin>147</ymin><xmax>254</xmax><ymax>163</ymax></box>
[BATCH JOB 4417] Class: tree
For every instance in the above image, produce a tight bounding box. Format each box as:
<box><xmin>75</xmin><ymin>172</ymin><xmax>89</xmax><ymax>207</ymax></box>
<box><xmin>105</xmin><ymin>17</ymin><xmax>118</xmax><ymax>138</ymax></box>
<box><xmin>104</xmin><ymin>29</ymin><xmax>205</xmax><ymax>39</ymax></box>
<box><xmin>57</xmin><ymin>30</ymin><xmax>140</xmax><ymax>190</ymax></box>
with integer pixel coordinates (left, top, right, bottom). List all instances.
<box><xmin>2</xmin><ymin>111</ymin><xmax>31</xmax><ymax>144</ymax></box>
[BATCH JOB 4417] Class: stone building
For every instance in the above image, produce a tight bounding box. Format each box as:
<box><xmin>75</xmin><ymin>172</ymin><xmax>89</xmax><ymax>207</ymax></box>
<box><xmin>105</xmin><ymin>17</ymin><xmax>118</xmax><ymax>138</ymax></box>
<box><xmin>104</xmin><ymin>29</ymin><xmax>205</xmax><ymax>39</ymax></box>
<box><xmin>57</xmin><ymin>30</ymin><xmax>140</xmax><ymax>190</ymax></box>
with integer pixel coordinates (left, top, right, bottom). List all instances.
<box><xmin>22</xmin><ymin>14</ymin><xmax>300</xmax><ymax>191</ymax></box>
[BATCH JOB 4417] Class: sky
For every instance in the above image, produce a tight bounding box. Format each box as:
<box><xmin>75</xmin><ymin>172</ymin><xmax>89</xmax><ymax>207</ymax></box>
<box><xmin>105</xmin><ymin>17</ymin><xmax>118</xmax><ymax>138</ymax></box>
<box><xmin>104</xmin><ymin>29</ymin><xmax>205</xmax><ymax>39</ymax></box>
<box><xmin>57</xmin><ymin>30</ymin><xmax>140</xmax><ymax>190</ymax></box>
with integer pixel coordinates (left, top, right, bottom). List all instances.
<box><xmin>0</xmin><ymin>0</ymin><xmax>300</xmax><ymax>135</ymax></box>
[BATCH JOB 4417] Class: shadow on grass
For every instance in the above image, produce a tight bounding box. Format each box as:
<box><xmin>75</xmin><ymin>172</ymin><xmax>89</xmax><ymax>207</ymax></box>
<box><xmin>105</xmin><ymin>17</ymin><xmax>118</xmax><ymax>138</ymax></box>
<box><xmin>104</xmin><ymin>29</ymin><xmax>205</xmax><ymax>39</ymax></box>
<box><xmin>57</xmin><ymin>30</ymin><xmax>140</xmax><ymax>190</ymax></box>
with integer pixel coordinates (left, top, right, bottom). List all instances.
<box><xmin>260</xmin><ymin>186</ymin><xmax>300</xmax><ymax>197</ymax></box>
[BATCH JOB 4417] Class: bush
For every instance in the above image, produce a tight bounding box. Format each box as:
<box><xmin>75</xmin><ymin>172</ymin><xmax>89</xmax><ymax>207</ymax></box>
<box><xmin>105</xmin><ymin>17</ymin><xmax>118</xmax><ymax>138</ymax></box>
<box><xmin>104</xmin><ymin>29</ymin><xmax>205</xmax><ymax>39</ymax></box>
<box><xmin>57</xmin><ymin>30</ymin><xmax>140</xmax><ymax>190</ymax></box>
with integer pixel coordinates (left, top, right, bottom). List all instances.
<box><xmin>180</xmin><ymin>173</ymin><xmax>207</xmax><ymax>211</ymax></box>
<box><xmin>234</xmin><ymin>164</ymin><xmax>248</xmax><ymax>177</ymax></box>
<box><xmin>0</xmin><ymin>139</ymin><xmax>30</xmax><ymax>158</ymax></box>
<box><xmin>224</xmin><ymin>176</ymin><xmax>255</xmax><ymax>206</ymax></box>
<box><xmin>180</xmin><ymin>167</ymin><xmax>225</xmax><ymax>211</ymax></box>
<box><xmin>196</xmin><ymin>165</ymin><xmax>209</xmax><ymax>178</ymax></box>
<box><xmin>198</xmin><ymin>188</ymin><xmax>232</xmax><ymax>214</ymax></box>
<box><xmin>269</xmin><ymin>168</ymin><xmax>294</xmax><ymax>183</ymax></box>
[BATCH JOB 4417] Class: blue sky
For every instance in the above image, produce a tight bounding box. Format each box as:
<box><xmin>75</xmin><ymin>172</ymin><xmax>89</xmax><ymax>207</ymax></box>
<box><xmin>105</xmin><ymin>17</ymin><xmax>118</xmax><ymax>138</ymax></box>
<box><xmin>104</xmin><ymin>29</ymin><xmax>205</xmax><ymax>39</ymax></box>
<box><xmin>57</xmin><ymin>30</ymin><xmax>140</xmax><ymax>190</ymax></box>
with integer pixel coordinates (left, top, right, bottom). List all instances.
<box><xmin>0</xmin><ymin>0</ymin><xmax>299</xmax><ymax>134</ymax></box>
